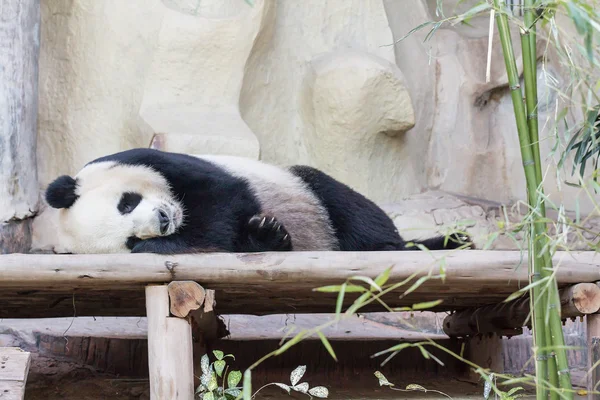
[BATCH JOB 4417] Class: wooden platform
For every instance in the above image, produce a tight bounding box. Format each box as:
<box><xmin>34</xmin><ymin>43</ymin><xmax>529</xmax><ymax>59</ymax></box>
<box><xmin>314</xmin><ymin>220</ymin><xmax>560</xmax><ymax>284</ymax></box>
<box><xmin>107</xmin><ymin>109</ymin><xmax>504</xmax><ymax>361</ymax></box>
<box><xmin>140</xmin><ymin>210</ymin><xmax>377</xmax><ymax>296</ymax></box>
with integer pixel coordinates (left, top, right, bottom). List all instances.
<box><xmin>0</xmin><ymin>250</ymin><xmax>598</xmax><ymax>318</ymax></box>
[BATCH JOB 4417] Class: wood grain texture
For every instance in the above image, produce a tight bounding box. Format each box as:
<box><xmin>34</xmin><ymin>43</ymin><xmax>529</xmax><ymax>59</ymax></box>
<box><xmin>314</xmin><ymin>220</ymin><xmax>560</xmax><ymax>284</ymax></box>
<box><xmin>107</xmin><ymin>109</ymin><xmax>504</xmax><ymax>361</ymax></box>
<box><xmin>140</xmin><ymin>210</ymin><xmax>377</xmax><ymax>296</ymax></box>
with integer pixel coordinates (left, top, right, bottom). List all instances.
<box><xmin>0</xmin><ymin>250</ymin><xmax>597</xmax><ymax>317</ymax></box>
<box><xmin>0</xmin><ymin>347</ymin><xmax>31</xmax><ymax>400</ymax></box>
<box><xmin>0</xmin><ymin>0</ymin><xmax>40</xmax><ymax>223</ymax></box>
<box><xmin>0</xmin><ymin>220</ymin><xmax>32</xmax><ymax>254</ymax></box>
<box><xmin>146</xmin><ymin>285</ymin><xmax>194</xmax><ymax>400</ymax></box>
<box><xmin>443</xmin><ymin>283</ymin><xmax>600</xmax><ymax>337</ymax></box>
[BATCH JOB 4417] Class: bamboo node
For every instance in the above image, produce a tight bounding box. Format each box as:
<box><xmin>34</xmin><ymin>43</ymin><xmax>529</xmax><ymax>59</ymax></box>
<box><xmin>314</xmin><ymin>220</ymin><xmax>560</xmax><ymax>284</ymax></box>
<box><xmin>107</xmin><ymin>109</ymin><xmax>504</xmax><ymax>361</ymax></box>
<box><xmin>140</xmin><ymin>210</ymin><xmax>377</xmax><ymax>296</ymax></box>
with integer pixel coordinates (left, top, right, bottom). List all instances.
<box><xmin>527</xmin><ymin>113</ymin><xmax>538</xmax><ymax>120</ymax></box>
<box><xmin>509</xmin><ymin>84</ymin><xmax>521</xmax><ymax>90</ymax></box>
<box><xmin>536</xmin><ymin>355</ymin><xmax>548</xmax><ymax>361</ymax></box>
<box><xmin>557</xmin><ymin>369</ymin><xmax>570</xmax><ymax>376</ymax></box>
<box><xmin>523</xmin><ymin>160</ymin><xmax>535</xmax><ymax>166</ymax></box>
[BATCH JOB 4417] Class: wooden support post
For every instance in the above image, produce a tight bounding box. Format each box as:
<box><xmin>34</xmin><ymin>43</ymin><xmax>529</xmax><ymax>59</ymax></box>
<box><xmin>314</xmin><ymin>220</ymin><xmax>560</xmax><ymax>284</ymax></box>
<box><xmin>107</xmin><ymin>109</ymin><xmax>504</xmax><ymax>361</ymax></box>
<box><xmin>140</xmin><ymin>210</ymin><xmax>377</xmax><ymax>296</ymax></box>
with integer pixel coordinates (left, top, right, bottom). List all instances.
<box><xmin>146</xmin><ymin>285</ymin><xmax>195</xmax><ymax>400</ymax></box>
<box><xmin>0</xmin><ymin>347</ymin><xmax>31</xmax><ymax>400</ymax></box>
<box><xmin>587</xmin><ymin>314</ymin><xmax>600</xmax><ymax>399</ymax></box>
<box><xmin>464</xmin><ymin>335</ymin><xmax>504</xmax><ymax>384</ymax></box>
<box><xmin>0</xmin><ymin>0</ymin><xmax>40</xmax><ymax>254</ymax></box>
<box><xmin>444</xmin><ymin>283</ymin><xmax>600</xmax><ymax>337</ymax></box>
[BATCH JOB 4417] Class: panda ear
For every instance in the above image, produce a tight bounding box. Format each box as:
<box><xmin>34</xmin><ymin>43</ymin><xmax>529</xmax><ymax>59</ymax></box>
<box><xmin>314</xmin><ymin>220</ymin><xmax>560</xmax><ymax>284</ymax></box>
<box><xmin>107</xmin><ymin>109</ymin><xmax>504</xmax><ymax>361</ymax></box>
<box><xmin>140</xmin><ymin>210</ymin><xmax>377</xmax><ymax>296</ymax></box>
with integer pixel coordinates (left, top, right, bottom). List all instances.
<box><xmin>45</xmin><ymin>175</ymin><xmax>79</xmax><ymax>209</ymax></box>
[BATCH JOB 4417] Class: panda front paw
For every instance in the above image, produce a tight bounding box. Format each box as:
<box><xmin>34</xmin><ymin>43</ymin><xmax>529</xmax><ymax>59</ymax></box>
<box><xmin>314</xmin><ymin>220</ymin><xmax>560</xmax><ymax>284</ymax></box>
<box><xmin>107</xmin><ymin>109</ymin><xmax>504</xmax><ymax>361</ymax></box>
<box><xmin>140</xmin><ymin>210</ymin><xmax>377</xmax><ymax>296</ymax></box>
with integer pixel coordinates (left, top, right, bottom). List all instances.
<box><xmin>446</xmin><ymin>232</ymin><xmax>475</xmax><ymax>249</ymax></box>
<box><xmin>247</xmin><ymin>214</ymin><xmax>292</xmax><ymax>251</ymax></box>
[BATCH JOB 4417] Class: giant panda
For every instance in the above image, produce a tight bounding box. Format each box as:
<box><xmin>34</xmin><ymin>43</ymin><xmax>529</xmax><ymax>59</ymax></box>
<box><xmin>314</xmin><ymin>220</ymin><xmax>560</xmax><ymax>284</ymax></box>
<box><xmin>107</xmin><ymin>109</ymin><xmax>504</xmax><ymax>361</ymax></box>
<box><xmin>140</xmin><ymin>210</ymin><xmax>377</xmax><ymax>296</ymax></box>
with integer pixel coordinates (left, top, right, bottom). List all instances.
<box><xmin>44</xmin><ymin>148</ymin><xmax>472</xmax><ymax>254</ymax></box>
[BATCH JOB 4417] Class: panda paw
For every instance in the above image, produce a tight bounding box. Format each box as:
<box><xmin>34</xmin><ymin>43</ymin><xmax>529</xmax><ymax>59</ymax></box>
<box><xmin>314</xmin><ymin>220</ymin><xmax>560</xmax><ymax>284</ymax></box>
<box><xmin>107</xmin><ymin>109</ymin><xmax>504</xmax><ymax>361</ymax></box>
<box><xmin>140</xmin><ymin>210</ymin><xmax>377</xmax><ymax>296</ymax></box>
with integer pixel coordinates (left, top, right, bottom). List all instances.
<box><xmin>446</xmin><ymin>232</ymin><xmax>475</xmax><ymax>249</ymax></box>
<box><xmin>247</xmin><ymin>214</ymin><xmax>292</xmax><ymax>251</ymax></box>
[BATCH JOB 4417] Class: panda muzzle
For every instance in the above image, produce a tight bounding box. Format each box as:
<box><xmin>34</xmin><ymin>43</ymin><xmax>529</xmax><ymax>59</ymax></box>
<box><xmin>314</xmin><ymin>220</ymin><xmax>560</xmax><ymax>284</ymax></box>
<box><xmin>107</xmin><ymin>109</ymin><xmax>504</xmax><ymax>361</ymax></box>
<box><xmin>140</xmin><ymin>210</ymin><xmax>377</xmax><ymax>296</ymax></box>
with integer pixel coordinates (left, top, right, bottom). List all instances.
<box><xmin>158</xmin><ymin>209</ymin><xmax>170</xmax><ymax>235</ymax></box>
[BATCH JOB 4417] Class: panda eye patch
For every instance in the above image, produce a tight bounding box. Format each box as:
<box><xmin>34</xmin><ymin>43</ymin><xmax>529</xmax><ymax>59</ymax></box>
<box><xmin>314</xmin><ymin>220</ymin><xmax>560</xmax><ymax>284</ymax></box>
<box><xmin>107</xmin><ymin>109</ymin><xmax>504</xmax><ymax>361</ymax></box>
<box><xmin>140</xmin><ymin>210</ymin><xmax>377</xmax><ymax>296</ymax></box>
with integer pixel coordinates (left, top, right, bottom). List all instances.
<box><xmin>118</xmin><ymin>192</ymin><xmax>142</xmax><ymax>214</ymax></box>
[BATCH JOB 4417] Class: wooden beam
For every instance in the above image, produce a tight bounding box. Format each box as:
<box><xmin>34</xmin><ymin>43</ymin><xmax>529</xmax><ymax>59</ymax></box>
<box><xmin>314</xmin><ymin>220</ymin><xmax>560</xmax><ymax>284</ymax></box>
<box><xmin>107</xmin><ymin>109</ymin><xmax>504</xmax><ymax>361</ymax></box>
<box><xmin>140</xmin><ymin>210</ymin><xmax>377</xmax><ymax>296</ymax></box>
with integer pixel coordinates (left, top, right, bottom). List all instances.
<box><xmin>0</xmin><ymin>251</ymin><xmax>597</xmax><ymax>317</ymax></box>
<box><xmin>167</xmin><ymin>281</ymin><xmax>205</xmax><ymax>318</ymax></box>
<box><xmin>0</xmin><ymin>0</ymin><xmax>40</xmax><ymax>254</ymax></box>
<box><xmin>443</xmin><ymin>283</ymin><xmax>600</xmax><ymax>337</ymax></box>
<box><xmin>0</xmin><ymin>347</ymin><xmax>31</xmax><ymax>400</ymax></box>
<box><xmin>146</xmin><ymin>285</ymin><xmax>194</xmax><ymax>400</ymax></box>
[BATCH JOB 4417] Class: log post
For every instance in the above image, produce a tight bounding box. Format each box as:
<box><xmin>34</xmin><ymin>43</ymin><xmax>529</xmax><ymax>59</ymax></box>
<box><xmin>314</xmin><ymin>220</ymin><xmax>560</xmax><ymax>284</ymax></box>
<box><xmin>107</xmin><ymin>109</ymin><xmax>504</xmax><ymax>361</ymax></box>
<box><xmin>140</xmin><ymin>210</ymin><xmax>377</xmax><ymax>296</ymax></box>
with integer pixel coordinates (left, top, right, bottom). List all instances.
<box><xmin>0</xmin><ymin>0</ymin><xmax>40</xmax><ymax>254</ymax></box>
<box><xmin>444</xmin><ymin>283</ymin><xmax>600</xmax><ymax>337</ymax></box>
<box><xmin>146</xmin><ymin>285</ymin><xmax>195</xmax><ymax>400</ymax></box>
<box><xmin>587</xmin><ymin>314</ymin><xmax>600</xmax><ymax>399</ymax></box>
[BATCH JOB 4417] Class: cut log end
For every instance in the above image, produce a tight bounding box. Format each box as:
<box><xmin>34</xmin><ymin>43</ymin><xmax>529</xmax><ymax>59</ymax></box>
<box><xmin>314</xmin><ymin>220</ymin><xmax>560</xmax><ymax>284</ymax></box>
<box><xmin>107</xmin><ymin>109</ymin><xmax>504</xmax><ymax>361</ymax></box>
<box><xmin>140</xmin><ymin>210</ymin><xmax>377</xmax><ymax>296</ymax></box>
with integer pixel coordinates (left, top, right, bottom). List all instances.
<box><xmin>561</xmin><ymin>282</ymin><xmax>600</xmax><ymax>315</ymax></box>
<box><xmin>167</xmin><ymin>281</ymin><xmax>206</xmax><ymax>318</ymax></box>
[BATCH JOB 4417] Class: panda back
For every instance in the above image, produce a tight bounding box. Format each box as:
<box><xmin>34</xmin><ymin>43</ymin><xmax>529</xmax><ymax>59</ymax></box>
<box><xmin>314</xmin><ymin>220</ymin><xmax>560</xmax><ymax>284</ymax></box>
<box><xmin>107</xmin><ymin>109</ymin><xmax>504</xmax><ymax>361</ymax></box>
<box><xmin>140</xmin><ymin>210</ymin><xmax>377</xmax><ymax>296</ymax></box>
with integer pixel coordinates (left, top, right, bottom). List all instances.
<box><xmin>197</xmin><ymin>155</ymin><xmax>339</xmax><ymax>251</ymax></box>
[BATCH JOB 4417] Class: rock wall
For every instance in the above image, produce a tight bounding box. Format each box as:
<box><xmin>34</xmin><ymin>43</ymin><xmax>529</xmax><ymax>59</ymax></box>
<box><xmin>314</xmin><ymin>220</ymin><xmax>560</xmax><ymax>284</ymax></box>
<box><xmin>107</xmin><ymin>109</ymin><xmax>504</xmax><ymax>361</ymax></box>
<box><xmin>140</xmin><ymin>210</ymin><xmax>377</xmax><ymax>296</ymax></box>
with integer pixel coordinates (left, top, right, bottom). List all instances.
<box><xmin>32</xmin><ymin>0</ymin><xmax>598</xmax><ymax>251</ymax></box>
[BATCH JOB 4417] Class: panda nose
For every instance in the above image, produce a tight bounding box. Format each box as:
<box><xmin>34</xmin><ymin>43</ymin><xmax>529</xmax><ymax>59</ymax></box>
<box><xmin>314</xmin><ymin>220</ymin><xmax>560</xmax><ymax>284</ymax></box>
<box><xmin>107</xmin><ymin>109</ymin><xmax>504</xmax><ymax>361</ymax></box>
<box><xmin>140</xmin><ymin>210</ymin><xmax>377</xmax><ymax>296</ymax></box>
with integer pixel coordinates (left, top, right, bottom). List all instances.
<box><xmin>158</xmin><ymin>209</ymin><xmax>169</xmax><ymax>234</ymax></box>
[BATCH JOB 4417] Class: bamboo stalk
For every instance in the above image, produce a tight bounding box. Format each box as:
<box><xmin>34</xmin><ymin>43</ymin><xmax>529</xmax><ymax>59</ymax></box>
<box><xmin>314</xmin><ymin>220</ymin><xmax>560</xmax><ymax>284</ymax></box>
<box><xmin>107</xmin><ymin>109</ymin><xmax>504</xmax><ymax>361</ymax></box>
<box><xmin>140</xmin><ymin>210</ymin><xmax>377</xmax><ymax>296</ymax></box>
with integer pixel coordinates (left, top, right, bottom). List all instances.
<box><xmin>522</xmin><ymin>0</ymin><xmax>573</xmax><ymax>396</ymax></box>
<box><xmin>493</xmin><ymin>3</ymin><xmax>548</xmax><ymax>398</ymax></box>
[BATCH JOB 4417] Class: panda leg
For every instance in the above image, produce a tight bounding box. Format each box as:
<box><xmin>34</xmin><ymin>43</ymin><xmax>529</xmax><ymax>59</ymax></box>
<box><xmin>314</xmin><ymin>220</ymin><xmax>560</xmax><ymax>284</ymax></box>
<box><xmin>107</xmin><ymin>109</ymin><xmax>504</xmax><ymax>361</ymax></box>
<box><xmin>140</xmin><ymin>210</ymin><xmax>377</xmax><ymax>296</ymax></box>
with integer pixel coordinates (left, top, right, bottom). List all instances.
<box><xmin>243</xmin><ymin>214</ymin><xmax>293</xmax><ymax>252</ymax></box>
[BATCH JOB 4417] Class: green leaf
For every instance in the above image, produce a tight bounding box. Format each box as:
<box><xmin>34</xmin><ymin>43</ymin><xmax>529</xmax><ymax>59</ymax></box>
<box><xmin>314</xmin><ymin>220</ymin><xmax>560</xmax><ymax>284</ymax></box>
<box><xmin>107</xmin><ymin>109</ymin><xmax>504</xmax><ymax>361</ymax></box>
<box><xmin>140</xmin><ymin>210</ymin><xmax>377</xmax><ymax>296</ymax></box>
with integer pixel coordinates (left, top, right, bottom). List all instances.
<box><xmin>208</xmin><ymin>374</ymin><xmax>219</xmax><ymax>392</ymax></box>
<box><xmin>411</xmin><ymin>299</ymin><xmax>443</xmax><ymax>310</ymax></box>
<box><xmin>242</xmin><ymin>370</ymin><xmax>252</xmax><ymax>400</ymax></box>
<box><xmin>228</xmin><ymin>370</ymin><xmax>242</xmax><ymax>389</ymax></box>
<box><xmin>213</xmin><ymin>350</ymin><xmax>224</xmax><ymax>361</ymax></box>
<box><xmin>274</xmin><ymin>331</ymin><xmax>307</xmax><ymax>356</ymax></box>
<box><xmin>349</xmin><ymin>275</ymin><xmax>382</xmax><ymax>292</ymax></box>
<box><xmin>224</xmin><ymin>388</ymin><xmax>242</xmax><ymax>398</ymax></box>
<box><xmin>314</xmin><ymin>285</ymin><xmax>343</xmax><ymax>293</ymax></box>
<box><xmin>374</xmin><ymin>266</ymin><xmax>393</xmax><ymax>287</ymax></box>
<box><xmin>317</xmin><ymin>331</ymin><xmax>337</xmax><ymax>361</ymax></box>
<box><xmin>203</xmin><ymin>392</ymin><xmax>215</xmax><ymax>400</ymax></box>
<box><xmin>214</xmin><ymin>360</ymin><xmax>226</xmax><ymax>378</ymax></box>
<box><xmin>416</xmin><ymin>344</ymin><xmax>430</xmax><ymax>360</ymax></box>
<box><xmin>345</xmin><ymin>291</ymin><xmax>371</xmax><ymax>315</ymax></box>
<box><xmin>335</xmin><ymin>282</ymin><xmax>347</xmax><ymax>316</ymax></box>
<box><xmin>372</xmin><ymin>342</ymin><xmax>412</xmax><ymax>358</ymax></box>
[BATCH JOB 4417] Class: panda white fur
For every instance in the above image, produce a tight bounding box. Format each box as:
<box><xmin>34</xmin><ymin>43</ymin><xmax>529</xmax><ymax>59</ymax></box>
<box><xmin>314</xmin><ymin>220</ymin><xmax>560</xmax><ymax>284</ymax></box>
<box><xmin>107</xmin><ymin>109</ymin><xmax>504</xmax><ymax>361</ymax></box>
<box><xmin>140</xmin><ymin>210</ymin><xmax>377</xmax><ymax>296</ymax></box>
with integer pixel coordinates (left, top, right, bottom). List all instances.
<box><xmin>45</xmin><ymin>148</ymin><xmax>471</xmax><ymax>254</ymax></box>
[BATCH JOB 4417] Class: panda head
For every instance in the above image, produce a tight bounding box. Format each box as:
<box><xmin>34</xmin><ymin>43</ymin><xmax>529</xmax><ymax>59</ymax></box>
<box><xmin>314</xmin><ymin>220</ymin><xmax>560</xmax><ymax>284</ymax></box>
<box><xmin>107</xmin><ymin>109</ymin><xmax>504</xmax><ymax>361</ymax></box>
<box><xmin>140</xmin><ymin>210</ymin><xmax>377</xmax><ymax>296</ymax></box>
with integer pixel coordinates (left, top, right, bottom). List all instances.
<box><xmin>45</xmin><ymin>161</ymin><xmax>184</xmax><ymax>254</ymax></box>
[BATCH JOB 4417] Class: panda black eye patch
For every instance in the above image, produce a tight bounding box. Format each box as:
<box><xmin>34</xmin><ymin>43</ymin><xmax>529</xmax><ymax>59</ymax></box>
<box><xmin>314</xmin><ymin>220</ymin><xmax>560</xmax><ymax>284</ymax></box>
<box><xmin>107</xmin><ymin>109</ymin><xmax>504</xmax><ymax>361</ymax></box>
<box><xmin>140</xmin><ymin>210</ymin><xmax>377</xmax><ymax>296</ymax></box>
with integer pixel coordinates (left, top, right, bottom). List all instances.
<box><xmin>118</xmin><ymin>192</ymin><xmax>142</xmax><ymax>214</ymax></box>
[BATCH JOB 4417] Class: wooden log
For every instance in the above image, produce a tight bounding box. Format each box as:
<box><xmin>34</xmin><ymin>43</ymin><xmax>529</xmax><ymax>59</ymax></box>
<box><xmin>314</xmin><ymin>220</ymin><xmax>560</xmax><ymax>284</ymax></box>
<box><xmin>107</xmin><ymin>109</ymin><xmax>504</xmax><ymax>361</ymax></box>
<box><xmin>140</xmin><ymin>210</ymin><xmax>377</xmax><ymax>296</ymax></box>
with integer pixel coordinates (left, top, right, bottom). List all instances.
<box><xmin>587</xmin><ymin>314</ymin><xmax>600</xmax><ymax>399</ymax></box>
<box><xmin>0</xmin><ymin>251</ymin><xmax>598</xmax><ymax>317</ymax></box>
<box><xmin>443</xmin><ymin>283</ymin><xmax>600</xmax><ymax>337</ymax></box>
<box><xmin>146</xmin><ymin>285</ymin><xmax>194</xmax><ymax>400</ymax></box>
<box><xmin>167</xmin><ymin>281</ymin><xmax>205</xmax><ymax>318</ymax></box>
<box><xmin>0</xmin><ymin>347</ymin><xmax>31</xmax><ymax>400</ymax></box>
<box><xmin>0</xmin><ymin>0</ymin><xmax>40</xmax><ymax>253</ymax></box>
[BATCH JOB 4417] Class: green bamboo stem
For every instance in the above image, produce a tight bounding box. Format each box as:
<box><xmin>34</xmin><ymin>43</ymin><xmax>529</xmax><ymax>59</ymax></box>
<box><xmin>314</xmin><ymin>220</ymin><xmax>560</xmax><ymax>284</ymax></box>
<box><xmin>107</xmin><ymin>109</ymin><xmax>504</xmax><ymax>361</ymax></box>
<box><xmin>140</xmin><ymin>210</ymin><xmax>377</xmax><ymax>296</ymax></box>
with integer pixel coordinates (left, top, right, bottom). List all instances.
<box><xmin>493</xmin><ymin>4</ymin><xmax>547</xmax><ymax>398</ymax></box>
<box><xmin>522</xmin><ymin>0</ymin><xmax>572</xmax><ymax>396</ymax></box>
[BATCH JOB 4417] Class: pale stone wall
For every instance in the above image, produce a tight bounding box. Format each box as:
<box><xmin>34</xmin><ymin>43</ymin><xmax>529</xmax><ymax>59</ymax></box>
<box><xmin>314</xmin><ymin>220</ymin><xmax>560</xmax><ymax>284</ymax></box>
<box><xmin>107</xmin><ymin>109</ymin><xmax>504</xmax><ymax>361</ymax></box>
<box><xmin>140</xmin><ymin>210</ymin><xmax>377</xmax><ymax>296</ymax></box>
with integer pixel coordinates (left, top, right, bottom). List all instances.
<box><xmin>32</xmin><ymin>0</ymin><xmax>598</xmax><ymax>251</ymax></box>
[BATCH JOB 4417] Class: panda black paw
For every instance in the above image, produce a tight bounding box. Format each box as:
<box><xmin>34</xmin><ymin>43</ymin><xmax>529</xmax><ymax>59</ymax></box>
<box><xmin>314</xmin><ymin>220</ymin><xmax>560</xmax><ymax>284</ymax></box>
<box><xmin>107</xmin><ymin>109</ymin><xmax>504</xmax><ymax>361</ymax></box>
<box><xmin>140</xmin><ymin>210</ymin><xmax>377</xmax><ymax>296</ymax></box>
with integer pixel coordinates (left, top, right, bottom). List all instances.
<box><xmin>445</xmin><ymin>232</ymin><xmax>475</xmax><ymax>249</ymax></box>
<box><xmin>246</xmin><ymin>214</ymin><xmax>292</xmax><ymax>251</ymax></box>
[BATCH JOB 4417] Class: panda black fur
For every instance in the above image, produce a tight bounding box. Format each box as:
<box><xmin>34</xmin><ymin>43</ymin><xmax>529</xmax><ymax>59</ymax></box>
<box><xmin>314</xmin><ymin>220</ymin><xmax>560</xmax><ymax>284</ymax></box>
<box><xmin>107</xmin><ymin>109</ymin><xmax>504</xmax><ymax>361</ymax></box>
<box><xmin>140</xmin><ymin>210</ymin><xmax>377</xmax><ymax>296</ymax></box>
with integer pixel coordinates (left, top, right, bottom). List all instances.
<box><xmin>45</xmin><ymin>148</ymin><xmax>471</xmax><ymax>255</ymax></box>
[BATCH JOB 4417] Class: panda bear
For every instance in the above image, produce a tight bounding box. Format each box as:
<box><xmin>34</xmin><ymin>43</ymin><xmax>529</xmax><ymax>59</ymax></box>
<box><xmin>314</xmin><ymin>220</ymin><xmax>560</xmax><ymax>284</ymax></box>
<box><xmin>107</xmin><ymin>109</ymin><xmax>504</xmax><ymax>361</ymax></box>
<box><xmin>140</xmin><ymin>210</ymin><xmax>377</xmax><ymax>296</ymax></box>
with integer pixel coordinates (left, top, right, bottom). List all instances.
<box><xmin>44</xmin><ymin>148</ymin><xmax>471</xmax><ymax>254</ymax></box>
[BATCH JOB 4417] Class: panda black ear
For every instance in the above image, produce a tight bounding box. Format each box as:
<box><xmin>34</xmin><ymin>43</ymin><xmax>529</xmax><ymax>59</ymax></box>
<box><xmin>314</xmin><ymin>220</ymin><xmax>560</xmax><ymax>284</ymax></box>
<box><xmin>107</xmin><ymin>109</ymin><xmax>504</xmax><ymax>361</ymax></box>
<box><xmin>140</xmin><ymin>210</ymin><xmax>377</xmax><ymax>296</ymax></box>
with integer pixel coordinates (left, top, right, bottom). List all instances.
<box><xmin>45</xmin><ymin>175</ymin><xmax>79</xmax><ymax>209</ymax></box>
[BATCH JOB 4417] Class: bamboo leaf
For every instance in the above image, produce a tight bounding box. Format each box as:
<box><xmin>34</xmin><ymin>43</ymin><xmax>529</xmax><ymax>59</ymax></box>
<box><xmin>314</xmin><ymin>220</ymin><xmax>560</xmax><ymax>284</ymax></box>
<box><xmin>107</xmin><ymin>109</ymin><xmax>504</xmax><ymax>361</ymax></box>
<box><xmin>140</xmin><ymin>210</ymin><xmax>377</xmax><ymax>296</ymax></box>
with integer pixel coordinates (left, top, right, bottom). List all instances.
<box><xmin>274</xmin><ymin>331</ymin><xmax>307</xmax><ymax>356</ymax></box>
<box><xmin>411</xmin><ymin>299</ymin><xmax>443</xmax><ymax>310</ymax></box>
<box><xmin>348</xmin><ymin>275</ymin><xmax>382</xmax><ymax>292</ymax></box>
<box><xmin>317</xmin><ymin>331</ymin><xmax>337</xmax><ymax>361</ymax></box>
<box><xmin>374</xmin><ymin>266</ymin><xmax>393</xmax><ymax>288</ymax></box>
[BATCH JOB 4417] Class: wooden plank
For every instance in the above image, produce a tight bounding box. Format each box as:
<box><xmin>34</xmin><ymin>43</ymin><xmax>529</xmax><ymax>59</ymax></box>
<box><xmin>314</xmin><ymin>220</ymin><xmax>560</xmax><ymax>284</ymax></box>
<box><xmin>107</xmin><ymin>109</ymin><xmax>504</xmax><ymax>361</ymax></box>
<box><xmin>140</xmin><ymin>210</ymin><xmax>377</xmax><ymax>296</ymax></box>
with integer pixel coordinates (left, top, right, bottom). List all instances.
<box><xmin>0</xmin><ymin>347</ymin><xmax>31</xmax><ymax>400</ymax></box>
<box><xmin>443</xmin><ymin>283</ymin><xmax>600</xmax><ymax>337</ymax></box>
<box><xmin>0</xmin><ymin>0</ymin><xmax>40</xmax><ymax>253</ymax></box>
<box><xmin>0</xmin><ymin>251</ymin><xmax>597</xmax><ymax>317</ymax></box>
<box><xmin>146</xmin><ymin>285</ymin><xmax>194</xmax><ymax>400</ymax></box>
